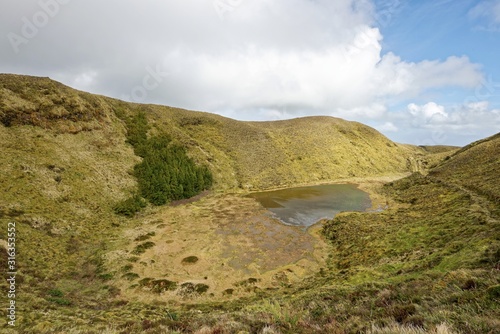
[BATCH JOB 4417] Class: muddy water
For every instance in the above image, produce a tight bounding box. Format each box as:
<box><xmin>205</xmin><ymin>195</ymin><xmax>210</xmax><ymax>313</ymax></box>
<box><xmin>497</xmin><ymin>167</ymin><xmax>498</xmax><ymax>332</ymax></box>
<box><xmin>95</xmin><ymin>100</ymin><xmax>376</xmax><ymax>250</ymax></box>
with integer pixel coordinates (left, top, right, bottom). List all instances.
<box><xmin>248</xmin><ymin>184</ymin><xmax>371</xmax><ymax>227</ymax></box>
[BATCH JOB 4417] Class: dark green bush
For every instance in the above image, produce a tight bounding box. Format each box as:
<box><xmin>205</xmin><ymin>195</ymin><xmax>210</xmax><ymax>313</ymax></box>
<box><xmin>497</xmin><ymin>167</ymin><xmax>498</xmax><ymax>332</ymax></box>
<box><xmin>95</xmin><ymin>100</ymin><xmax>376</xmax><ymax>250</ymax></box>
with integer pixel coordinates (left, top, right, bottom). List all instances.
<box><xmin>116</xmin><ymin>110</ymin><xmax>213</xmax><ymax>210</ymax></box>
<box><xmin>121</xmin><ymin>264</ymin><xmax>133</xmax><ymax>273</ymax></box>
<box><xmin>487</xmin><ymin>285</ymin><xmax>500</xmax><ymax>299</ymax></box>
<box><xmin>134</xmin><ymin>135</ymin><xmax>213</xmax><ymax>205</ymax></box>
<box><xmin>47</xmin><ymin>289</ymin><xmax>71</xmax><ymax>306</ymax></box>
<box><xmin>124</xmin><ymin>111</ymin><xmax>149</xmax><ymax>151</ymax></box>
<box><xmin>113</xmin><ymin>194</ymin><xmax>146</xmax><ymax>217</ymax></box>
<box><xmin>98</xmin><ymin>273</ymin><xmax>114</xmax><ymax>281</ymax></box>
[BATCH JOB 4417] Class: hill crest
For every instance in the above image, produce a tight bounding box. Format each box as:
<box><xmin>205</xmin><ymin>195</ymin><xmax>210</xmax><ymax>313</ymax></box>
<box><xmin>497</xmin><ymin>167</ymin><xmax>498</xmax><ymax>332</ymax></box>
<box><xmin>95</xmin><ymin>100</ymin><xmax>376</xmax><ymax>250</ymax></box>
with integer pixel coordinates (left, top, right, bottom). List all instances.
<box><xmin>0</xmin><ymin>73</ymin><xmax>430</xmax><ymax>191</ymax></box>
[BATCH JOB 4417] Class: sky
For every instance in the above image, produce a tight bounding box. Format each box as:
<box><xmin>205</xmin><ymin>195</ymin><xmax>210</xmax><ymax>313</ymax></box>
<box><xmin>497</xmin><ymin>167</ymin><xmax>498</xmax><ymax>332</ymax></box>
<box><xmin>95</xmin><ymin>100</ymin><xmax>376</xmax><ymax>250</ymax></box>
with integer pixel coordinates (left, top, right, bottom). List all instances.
<box><xmin>1</xmin><ymin>0</ymin><xmax>499</xmax><ymax>146</ymax></box>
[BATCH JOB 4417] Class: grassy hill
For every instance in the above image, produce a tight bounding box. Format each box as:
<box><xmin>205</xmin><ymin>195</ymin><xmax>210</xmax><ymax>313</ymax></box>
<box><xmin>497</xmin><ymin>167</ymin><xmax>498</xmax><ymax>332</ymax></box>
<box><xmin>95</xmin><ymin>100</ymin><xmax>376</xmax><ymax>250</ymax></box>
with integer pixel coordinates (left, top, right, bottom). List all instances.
<box><xmin>0</xmin><ymin>74</ymin><xmax>496</xmax><ymax>333</ymax></box>
<box><xmin>0</xmin><ymin>74</ymin><xmax>428</xmax><ymax>192</ymax></box>
<box><xmin>429</xmin><ymin>133</ymin><xmax>500</xmax><ymax>207</ymax></box>
<box><xmin>318</xmin><ymin>133</ymin><xmax>500</xmax><ymax>333</ymax></box>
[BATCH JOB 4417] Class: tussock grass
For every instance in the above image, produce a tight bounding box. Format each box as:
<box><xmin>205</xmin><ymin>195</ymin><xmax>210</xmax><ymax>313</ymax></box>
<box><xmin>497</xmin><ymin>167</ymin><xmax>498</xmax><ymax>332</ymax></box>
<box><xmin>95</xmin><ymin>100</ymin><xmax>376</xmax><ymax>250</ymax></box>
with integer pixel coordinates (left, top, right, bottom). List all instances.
<box><xmin>368</xmin><ymin>322</ymin><xmax>455</xmax><ymax>334</ymax></box>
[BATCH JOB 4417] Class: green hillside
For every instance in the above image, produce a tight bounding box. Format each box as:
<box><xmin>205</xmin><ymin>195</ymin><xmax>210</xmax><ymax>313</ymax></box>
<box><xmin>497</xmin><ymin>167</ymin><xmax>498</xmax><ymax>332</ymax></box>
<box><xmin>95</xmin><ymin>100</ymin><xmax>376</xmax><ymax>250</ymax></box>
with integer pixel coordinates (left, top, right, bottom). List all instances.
<box><xmin>0</xmin><ymin>74</ymin><xmax>497</xmax><ymax>333</ymax></box>
<box><xmin>0</xmin><ymin>74</ymin><xmax>426</xmax><ymax>192</ymax></box>
<box><xmin>319</xmin><ymin>134</ymin><xmax>500</xmax><ymax>333</ymax></box>
<box><xmin>429</xmin><ymin>133</ymin><xmax>500</xmax><ymax>206</ymax></box>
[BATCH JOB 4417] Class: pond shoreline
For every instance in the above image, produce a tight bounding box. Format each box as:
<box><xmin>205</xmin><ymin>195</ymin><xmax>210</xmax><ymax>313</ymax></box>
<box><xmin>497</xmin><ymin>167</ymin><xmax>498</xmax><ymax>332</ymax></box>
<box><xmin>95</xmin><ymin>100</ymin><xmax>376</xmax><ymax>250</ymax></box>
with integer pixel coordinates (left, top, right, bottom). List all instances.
<box><xmin>245</xmin><ymin>174</ymin><xmax>409</xmax><ymax>227</ymax></box>
<box><xmin>242</xmin><ymin>173</ymin><xmax>410</xmax><ymax>194</ymax></box>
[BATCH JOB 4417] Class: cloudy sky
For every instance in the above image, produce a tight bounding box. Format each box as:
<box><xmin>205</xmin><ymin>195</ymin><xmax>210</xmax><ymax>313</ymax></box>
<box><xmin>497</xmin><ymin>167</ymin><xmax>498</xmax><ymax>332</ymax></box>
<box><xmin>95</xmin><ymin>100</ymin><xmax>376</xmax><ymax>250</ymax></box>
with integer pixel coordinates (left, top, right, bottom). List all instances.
<box><xmin>1</xmin><ymin>0</ymin><xmax>499</xmax><ymax>146</ymax></box>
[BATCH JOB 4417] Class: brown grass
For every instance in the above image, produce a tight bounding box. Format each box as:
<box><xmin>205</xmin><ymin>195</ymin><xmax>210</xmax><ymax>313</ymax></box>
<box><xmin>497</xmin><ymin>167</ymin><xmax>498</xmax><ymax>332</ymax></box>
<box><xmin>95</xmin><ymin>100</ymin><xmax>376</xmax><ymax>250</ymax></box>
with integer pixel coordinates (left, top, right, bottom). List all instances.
<box><xmin>106</xmin><ymin>193</ymin><xmax>329</xmax><ymax>303</ymax></box>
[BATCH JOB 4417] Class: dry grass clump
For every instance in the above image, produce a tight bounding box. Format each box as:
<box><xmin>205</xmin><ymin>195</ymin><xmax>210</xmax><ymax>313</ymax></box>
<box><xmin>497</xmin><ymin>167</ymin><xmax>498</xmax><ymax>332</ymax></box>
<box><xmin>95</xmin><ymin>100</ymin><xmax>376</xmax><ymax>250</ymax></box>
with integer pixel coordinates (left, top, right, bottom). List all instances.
<box><xmin>368</xmin><ymin>322</ymin><xmax>456</xmax><ymax>334</ymax></box>
<box><xmin>0</xmin><ymin>74</ymin><xmax>110</xmax><ymax>133</ymax></box>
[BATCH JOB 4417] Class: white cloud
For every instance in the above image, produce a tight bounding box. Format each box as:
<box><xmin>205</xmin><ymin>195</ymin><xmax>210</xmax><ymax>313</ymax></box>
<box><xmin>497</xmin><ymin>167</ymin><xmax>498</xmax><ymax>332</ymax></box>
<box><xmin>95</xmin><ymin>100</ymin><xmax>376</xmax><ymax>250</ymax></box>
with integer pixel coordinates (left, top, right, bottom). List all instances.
<box><xmin>377</xmin><ymin>122</ymin><xmax>398</xmax><ymax>132</ymax></box>
<box><xmin>468</xmin><ymin>0</ymin><xmax>500</xmax><ymax>31</ymax></box>
<box><xmin>0</xmin><ymin>0</ymin><xmax>494</xmax><ymax>145</ymax></box>
<box><xmin>374</xmin><ymin>54</ymin><xmax>483</xmax><ymax>97</ymax></box>
<box><xmin>372</xmin><ymin>100</ymin><xmax>500</xmax><ymax>146</ymax></box>
<box><xmin>336</xmin><ymin>103</ymin><xmax>387</xmax><ymax>120</ymax></box>
<box><xmin>404</xmin><ymin>101</ymin><xmax>500</xmax><ymax>132</ymax></box>
<box><xmin>0</xmin><ymin>0</ymin><xmax>484</xmax><ymax>113</ymax></box>
<box><xmin>408</xmin><ymin>102</ymin><xmax>449</xmax><ymax>125</ymax></box>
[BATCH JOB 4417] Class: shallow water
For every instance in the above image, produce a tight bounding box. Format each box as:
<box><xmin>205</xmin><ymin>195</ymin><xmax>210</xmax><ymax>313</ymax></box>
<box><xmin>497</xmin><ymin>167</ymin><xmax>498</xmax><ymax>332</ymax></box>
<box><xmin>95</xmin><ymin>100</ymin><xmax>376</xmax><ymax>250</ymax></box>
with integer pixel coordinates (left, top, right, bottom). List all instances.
<box><xmin>248</xmin><ymin>184</ymin><xmax>371</xmax><ymax>227</ymax></box>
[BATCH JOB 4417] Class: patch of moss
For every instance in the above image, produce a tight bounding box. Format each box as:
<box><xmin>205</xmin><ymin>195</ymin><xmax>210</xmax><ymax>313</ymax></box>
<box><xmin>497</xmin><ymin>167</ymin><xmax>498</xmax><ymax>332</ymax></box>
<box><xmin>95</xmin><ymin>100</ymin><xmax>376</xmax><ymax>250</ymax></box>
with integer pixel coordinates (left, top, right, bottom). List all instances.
<box><xmin>149</xmin><ymin>279</ymin><xmax>178</xmax><ymax>293</ymax></box>
<box><xmin>195</xmin><ymin>284</ymin><xmax>210</xmax><ymax>294</ymax></box>
<box><xmin>120</xmin><ymin>264</ymin><xmax>133</xmax><ymax>273</ymax></box>
<box><xmin>122</xmin><ymin>273</ymin><xmax>139</xmax><ymax>281</ymax></box>
<box><xmin>181</xmin><ymin>256</ymin><xmax>199</xmax><ymax>264</ymax></box>
<box><xmin>132</xmin><ymin>241</ymin><xmax>155</xmax><ymax>255</ymax></box>
<box><xmin>113</xmin><ymin>194</ymin><xmax>146</xmax><ymax>217</ymax></box>
<box><xmin>486</xmin><ymin>285</ymin><xmax>500</xmax><ymax>299</ymax></box>
<box><xmin>223</xmin><ymin>289</ymin><xmax>234</xmax><ymax>296</ymax></box>
<box><xmin>178</xmin><ymin>282</ymin><xmax>208</xmax><ymax>296</ymax></box>
<box><xmin>134</xmin><ymin>232</ymin><xmax>156</xmax><ymax>241</ymax></box>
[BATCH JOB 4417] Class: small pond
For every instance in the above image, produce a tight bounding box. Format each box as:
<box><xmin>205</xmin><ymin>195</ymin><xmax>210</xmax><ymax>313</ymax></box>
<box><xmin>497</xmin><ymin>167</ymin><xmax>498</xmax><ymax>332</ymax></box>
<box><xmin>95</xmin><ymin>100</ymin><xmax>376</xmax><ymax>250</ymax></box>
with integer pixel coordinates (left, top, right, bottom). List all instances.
<box><xmin>248</xmin><ymin>184</ymin><xmax>371</xmax><ymax>227</ymax></box>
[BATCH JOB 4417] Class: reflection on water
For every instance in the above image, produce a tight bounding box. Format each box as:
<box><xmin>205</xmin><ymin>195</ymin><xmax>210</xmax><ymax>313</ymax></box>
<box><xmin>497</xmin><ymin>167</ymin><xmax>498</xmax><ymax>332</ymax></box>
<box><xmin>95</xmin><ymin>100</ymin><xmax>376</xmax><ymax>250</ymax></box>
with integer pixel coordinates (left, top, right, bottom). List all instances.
<box><xmin>248</xmin><ymin>184</ymin><xmax>371</xmax><ymax>227</ymax></box>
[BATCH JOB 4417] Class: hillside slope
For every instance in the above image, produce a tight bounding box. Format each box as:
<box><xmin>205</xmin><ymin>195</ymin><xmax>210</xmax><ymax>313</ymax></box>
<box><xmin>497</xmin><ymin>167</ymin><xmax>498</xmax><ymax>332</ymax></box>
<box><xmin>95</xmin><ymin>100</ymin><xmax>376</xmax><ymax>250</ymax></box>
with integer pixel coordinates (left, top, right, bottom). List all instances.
<box><xmin>430</xmin><ymin>132</ymin><xmax>500</xmax><ymax>206</ymax></box>
<box><xmin>318</xmin><ymin>132</ymin><xmax>500</xmax><ymax>333</ymax></box>
<box><xmin>0</xmin><ymin>74</ymin><xmax>423</xmax><ymax>191</ymax></box>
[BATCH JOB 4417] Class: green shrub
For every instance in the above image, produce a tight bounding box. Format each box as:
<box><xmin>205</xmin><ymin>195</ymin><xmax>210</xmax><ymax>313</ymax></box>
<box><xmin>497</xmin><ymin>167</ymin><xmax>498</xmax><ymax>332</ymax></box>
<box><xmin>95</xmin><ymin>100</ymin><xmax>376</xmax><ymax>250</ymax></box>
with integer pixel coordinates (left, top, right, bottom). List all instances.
<box><xmin>124</xmin><ymin>111</ymin><xmax>149</xmax><ymax>150</ymax></box>
<box><xmin>47</xmin><ymin>289</ymin><xmax>71</xmax><ymax>306</ymax></box>
<box><xmin>194</xmin><ymin>283</ymin><xmax>209</xmax><ymax>294</ymax></box>
<box><xmin>134</xmin><ymin>232</ymin><xmax>156</xmax><ymax>241</ymax></box>
<box><xmin>113</xmin><ymin>194</ymin><xmax>146</xmax><ymax>217</ymax></box>
<box><xmin>134</xmin><ymin>135</ymin><xmax>213</xmax><ymax>205</ymax></box>
<box><xmin>98</xmin><ymin>273</ymin><xmax>114</xmax><ymax>281</ymax></box>
<box><xmin>48</xmin><ymin>289</ymin><xmax>64</xmax><ymax>297</ymax></box>
<box><xmin>122</xmin><ymin>272</ymin><xmax>140</xmax><ymax>281</ymax></box>
<box><xmin>118</xmin><ymin>110</ymin><xmax>213</xmax><ymax>208</ymax></box>
<box><xmin>486</xmin><ymin>285</ymin><xmax>500</xmax><ymax>299</ymax></box>
<box><xmin>48</xmin><ymin>297</ymin><xmax>72</xmax><ymax>306</ymax></box>
<box><xmin>223</xmin><ymin>288</ymin><xmax>234</xmax><ymax>296</ymax></box>
<box><xmin>150</xmin><ymin>279</ymin><xmax>178</xmax><ymax>293</ymax></box>
<box><xmin>120</xmin><ymin>264</ymin><xmax>133</xmax><ymax>273</ymax></box>
<box><xmin>132</xmin><ymin>241</ymin><xmax>155</xmax><ymax>255</ymax></box>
